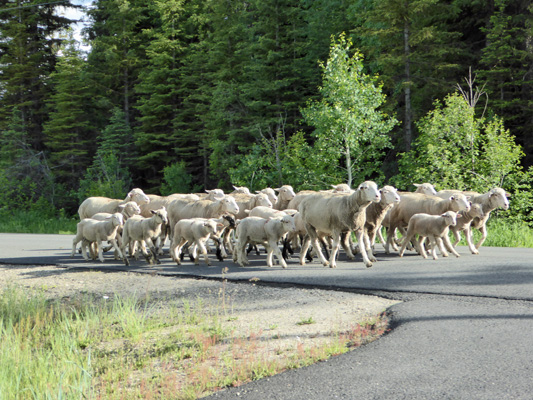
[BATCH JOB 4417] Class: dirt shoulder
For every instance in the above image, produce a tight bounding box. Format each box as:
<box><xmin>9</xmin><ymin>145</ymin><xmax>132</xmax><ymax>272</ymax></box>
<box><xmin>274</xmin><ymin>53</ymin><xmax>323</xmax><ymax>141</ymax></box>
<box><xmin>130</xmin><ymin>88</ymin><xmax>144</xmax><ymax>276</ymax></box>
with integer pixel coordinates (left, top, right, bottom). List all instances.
<box><xmin>0</xmin><ymin>263</ymin><xmax>399</xmax><ymax>353</ymax></box>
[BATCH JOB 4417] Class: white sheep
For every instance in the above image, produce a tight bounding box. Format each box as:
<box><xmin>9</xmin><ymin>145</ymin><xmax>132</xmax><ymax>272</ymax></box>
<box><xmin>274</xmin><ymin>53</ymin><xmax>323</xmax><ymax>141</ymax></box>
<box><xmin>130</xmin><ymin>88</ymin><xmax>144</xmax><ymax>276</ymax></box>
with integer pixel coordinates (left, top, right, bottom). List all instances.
<box><xmin>71</xmin><ymin>213</ymin><xmax>124</xmax><ymax>263</ymax></box>
<box><xmin>121</xmin><ymin>207</ymin><xmax>168</xmax><ymax>266</ymax></box>
<box><xmin>231</xmin><ymin>185</ymin><xmax>251</xmax><ymax>194</ymax></box>
<box><xmin>361</xmin><ymin>185</ymin><xmax>401</xmax><ymax>250</ymax></box>
<box><xmin>384</xmin><ymin>192</ymin><xmax>471</xmax><ymax>254</ymax></box>
<box><xmin>196</xmin><ymin>188</ymin><xmax>225</xmax><ymax>200</ymax></box>
<box><xmin>299</xmin><ymin>181</ymin><xmax>381</xmax><ymax>268</ymax></box>
<box><xmin>255</xmin><ymin>188</ymin><xmax>278</xmax><ymax>205</ymax></box>
<box><xmin>273</xmin><ymin>185</ymin><xmax>296</xmax><ymax>210</ymax></box>
<box><xmin>450</xmin><ymin>203</ymin><xmax>485</xmax><ymax>254</ymax></box>
<box><xmin>399</xmin><ymin>211</ymin><xmax>461</xmax><ymax>260</ymax></box>
<box><xmin>436</xmin><ymin>187</ymin><xmax>510</xmax><ymax>249</ymax></box>
<box><xmin>78</xmin><ymin>188</ymin><xmax>150</xmax><ymax>219</ymax></box>
<box><xmin>233</xmin><ymin>215</ymin><xmax>296</xmax><ymax>268</ymax></box>
<box><xmin>170</xmin><ymin>217</ymin><xmax>230</xmax><ymax>266</ymax></box>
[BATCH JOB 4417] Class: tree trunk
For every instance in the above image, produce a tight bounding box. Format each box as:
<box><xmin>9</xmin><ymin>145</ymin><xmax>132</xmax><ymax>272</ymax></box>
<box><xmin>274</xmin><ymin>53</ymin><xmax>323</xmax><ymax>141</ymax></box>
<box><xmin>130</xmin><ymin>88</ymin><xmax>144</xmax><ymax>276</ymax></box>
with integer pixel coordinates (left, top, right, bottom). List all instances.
<box><xmin>404</xmin><ymin>20</ymin><xmax>412</xmax><ymax>151</ymax></box>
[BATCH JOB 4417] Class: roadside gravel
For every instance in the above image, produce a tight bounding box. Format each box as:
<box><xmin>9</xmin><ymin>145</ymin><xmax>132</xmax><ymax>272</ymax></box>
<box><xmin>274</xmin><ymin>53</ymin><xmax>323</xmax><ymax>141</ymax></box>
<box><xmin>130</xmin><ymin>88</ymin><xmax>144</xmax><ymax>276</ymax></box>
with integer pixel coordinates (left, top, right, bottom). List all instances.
<box><xmin>0</xmin><ymin>264</ymin><xmax>399</xmax><ymax>349</ymax></box>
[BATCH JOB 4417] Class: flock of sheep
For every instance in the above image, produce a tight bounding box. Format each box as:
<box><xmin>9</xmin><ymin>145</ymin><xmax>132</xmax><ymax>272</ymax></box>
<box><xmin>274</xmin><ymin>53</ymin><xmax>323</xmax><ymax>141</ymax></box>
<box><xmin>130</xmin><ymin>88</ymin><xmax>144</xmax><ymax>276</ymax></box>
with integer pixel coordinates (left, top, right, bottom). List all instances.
<box><xmin>71</xmin><ymin>181</ymin><xmax>510</xmax><ymax>268</ymax></box>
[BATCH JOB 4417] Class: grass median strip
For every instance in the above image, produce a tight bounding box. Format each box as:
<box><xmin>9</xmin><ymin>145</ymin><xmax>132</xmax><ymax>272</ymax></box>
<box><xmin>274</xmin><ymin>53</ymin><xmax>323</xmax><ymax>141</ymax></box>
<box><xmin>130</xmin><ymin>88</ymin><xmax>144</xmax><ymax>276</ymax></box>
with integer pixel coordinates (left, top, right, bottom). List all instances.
<box><xmin>0</xmin><ymin>284</ymin><xmax>390</xmax><ymax>399</ymax></box>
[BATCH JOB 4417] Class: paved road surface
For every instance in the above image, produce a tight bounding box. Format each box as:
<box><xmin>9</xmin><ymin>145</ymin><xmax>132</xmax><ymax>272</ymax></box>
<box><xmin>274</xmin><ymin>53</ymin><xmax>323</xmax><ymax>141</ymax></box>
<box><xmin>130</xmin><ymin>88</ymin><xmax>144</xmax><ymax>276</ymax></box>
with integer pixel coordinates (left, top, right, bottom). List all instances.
<box><xmin>1</xmin><ymin>233</ymin><xmax>532</xmax><ymax>399</ymax></box>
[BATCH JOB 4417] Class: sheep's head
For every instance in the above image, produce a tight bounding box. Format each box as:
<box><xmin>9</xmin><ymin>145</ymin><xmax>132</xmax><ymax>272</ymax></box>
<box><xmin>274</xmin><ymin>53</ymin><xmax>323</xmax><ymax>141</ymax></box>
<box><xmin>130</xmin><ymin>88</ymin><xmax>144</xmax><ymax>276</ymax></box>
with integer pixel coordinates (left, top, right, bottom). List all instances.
<box><xmin>469</xmin><ymin>203</ymin><xmax>485</xmax><ymax>219</ymax></box>
<box><xmin>441</xmin><ymin>211</ymin><xmax>460</xmax><ymax>227</ymax></box>
<box><xmin>257</xmin><ymin>188</ymin><xmax>278</xmax><ymax>204</ymax></box>
<box><xmin>280</xmin><ymin>215</ymin><xmax>296</xmax><ymax>233</ymax></box>
<box><xmin>118</xmin><ymin>201</ymin><xmax>141</xmax><ymax>218</ymax></box>
<box><xmin>220</xmin><ymin>196</ymin><xmax>240</xmax><ymax>215</ymax></box>
<box><xmin>255</xmin><ymin>193</ymin><xmax>273</xmax><ymax>208</ymax></box>
<box><xmin>357</xmin><ymin>181</ymin><xmax>381</xmax><ymax>203</ymax></box>
<box><xmin>331</xmin><ymin>183</ymin><xmax>352</xmax><ymax>193</ymax></box>
<box><xmin>275</xmin><ymin>185</ymin><xmax>296</xmax><ymax>201</ymax></box>
<box><xmin>221</xmin><ymin>214</ymin><xmax>236</xmax><ymax>228</ymax></box>
<box><xmin>380</xmin><ymin>186</ymin><xmax>400</xmax><ymax>205</ymax></box>
<box><xmin>151</xmin><ymin>207</ymin><xmax>168</xmax><ymax>224</ymax></box>
<box><xmin>204</xmin><ymin>220</ymin><xmax>218</xmax><ymax>235</ymax></box>
<box><xmin>206</xmin><ymin>188</ymin><xmax>225</xmax><ymax>200</ymax></box>
<box><xmin>489</xmin><ymin>188</ymin><xmax>510</xmax><ymax>210</ymax></box>
<box><xmin>232</xmin><ymin>185</ymin><xmax>250</xmax><ymax>194</ymax></box>
<box><xmin>128</xmin><ymin>188</ymin><xmax>150</xmax><ymax>206</ymax></box>
<box><xmin>414</xmin><ymin>183</ymin><xmax>437</xmax><ymax>196</ymax></box>
<box><xmin>449</xmin><ymin>194</ymin><xmax>471</xmax><ymax>212</ymax></box>
<box><xmin>111</xmin><ymin>213</ymin><xmax>124</xmax><ymax>227</ymax></box>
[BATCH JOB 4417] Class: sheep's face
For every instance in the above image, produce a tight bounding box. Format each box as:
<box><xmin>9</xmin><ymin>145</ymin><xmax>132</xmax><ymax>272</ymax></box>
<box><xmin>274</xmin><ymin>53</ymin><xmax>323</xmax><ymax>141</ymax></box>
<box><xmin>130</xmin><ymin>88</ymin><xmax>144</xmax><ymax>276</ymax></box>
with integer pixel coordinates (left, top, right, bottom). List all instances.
<box><xmin>232</xmin><ymin>185</ymin><xmax>250</xmax><ymax>194</ymax></box>
<box><xmin>128</xmin><ymin>188</ymin><xmax>150</xmax><ymax>205</ymax></box>
<box><xmin>281</xmin><ymin>215</ymin><xmax>296</xmax><ymax>233</ymax></box>
<box><xmin>449</xmin><ymin>194</ymin><xmax>471</xmax><ymax>212</ymax></box>
<box><xmin>489</xmin><ymin>188</ymin><xmax>510</xmax><ymax>210</ymax></box>
<box><xmin>442</xmin><ymin>211</ymin><xmax>459</xmax><ymax>227</ymax></box>
<box><xmin>222</xmin><ymin>214</ymin><xmax>236</xmax><ymax>228</ymax></box>
<box><xmin>204</xmin><ymin>221</ymin><xmax>218</xmax><ymax>235</ymax></box>
<box><xmin>256</xmin><ymin>193</ymin><xmax>273</xmax><ymax>208</ymax></box>
<box><xmin>206</xmin><ymin>189</ymin><xmax>225</xmax><ymax>200</ymax></box>
<box><xmin>358</xmin><ymin>181</ymin><xmax>381</xmax><ymax>203</ymax></box>
<box><xmin>331</xmin><ymin>183</ymin><xmax>352</xmax><ymax>193</ymax></box>
<box><xmin>151</xmin><ymin>207</ymin><xmax>168</xmax><ymax>224</ymax></box>
<box><xmin>380</xmin><ymin>186</ymin><xmax>400</xmax><ymax>205</ymax></box>
<box><xmin>414</xmin><ymin>183</ymin><xmax>437</xmax><ymax>196</ymax></box>
<box><xmin>112</xmin><ymin>213</ymin><xmax>124</xmax><ymax>227</ymax></box>
<box><xmin>275</xmin><ymin>185</ymin><xmax>296</xmax><ymax>201</ymax></box>
<box><xmin>221</xmin><ymin>197</ymin><xmax>240</xmax><ymax>215</ymax></box>
<box><xmin>470</xmin><ymin>203</ymin><xmax>485</xmax><ymax>219</ymax></box>
<box><xmin>257</xmin><ymin>188</ymin><xmax>278</xmax><ymax>204</ymax></box>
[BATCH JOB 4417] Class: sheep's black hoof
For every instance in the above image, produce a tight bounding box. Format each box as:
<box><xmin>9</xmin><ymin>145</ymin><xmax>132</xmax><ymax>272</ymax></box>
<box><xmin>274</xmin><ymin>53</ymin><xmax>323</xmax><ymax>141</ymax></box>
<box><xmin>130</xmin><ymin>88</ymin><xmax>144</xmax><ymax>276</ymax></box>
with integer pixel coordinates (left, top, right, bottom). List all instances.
<box><xmin>216</xmin><ymin>248</ymin><xmax>223</xmax><ymax>261</ymax></box>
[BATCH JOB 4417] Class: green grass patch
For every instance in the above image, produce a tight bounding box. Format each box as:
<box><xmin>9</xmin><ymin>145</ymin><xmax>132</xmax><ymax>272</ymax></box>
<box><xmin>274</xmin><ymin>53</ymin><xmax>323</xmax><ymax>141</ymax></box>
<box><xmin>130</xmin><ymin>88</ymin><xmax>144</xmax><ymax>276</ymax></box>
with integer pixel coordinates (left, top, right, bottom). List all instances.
<box><xmin>457</xmin><ymin>218</ymin><xmax>533</xmax><ymax>248</ymax></box>
<box><xmin>0</xmin><ymin>209</ymin><xmax>78</xmax><ymax>234</ymax></box>
<box><xmin>0</xmin><ymin>285</ymin><xmax>389</xmax><ymax>399</ymax></box>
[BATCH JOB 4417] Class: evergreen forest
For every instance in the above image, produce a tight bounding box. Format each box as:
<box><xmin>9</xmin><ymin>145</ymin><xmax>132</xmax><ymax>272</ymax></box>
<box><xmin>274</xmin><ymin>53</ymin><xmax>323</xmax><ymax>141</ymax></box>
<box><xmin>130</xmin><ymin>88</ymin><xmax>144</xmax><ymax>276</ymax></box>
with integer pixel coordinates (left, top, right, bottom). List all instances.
<box><xmin>1</xmin><ymin>0</ymin><xmax>532</xmax><ymax>223</ymax></box>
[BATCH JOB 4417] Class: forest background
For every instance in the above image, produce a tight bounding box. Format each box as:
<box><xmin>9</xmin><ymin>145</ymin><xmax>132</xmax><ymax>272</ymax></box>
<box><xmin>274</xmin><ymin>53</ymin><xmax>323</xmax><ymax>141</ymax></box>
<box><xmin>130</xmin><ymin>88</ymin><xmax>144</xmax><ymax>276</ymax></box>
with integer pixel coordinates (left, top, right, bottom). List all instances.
<box><xmin>0</xmin><ymin>0</ymin><xmax>532</xmax><ymax>226</ymax></box>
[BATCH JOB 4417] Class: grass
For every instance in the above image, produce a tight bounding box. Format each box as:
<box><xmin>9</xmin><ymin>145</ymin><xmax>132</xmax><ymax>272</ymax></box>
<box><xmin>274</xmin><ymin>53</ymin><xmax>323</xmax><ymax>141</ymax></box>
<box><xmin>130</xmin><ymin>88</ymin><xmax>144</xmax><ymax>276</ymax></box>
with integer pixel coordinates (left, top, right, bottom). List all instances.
<box><xmin>0</xmin><ymin>209</ymin><xmax>78</xmax><ymax>234</ymax></box>
<box><xmin>0</xmin><ymin>285</ymin><xmax>390</xmax><ymax>399</ymax></box>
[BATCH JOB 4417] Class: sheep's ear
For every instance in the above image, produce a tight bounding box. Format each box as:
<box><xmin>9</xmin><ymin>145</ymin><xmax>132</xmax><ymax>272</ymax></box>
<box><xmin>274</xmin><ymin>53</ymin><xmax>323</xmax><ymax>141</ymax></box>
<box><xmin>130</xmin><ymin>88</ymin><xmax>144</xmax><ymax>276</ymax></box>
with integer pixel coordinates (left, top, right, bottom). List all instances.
<box><xmin>150</xmin><ymin>210</ymin><xmax>156</xmax><ymax>215</ymax></box>
<box><xmin>506</xmin><ymin>192</ymin><xmax>511</xmax><ymax>197</ymax></box>
<box><xmin>255</xmin><ymin>190</ymin><xmax>260</xmax><ymax>194</ymax></box>
<box><xmin>457</xmin><ymin>214</ymin><xmax>462</xmax><ymax>219</ymax></box>
<box><xmin>413</xmin><ymin>183</ymin><xmax>421</xmax><ymax>187</ymax></box>
<box><xmin>118</xmin><ymin>204</ymin><xmax>125</xmax><ymax>210</ymax></box>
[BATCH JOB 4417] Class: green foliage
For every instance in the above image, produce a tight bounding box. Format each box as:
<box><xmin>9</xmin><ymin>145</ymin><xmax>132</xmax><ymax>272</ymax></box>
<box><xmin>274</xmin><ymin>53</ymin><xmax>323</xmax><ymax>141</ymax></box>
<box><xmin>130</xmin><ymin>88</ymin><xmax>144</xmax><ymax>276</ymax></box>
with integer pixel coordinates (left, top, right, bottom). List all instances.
<box><xmin>229</xmin><ymin>130</ymin><xmax>321</xmax><ymax>190</ymax></box>
<box><xmin>396</xmin><ymin>92</ymin><xmax>523</xmax><ymax>192</ymax></box>
<box><xmin>302</xmin><ymin>34</ymin><xmax>398</xmax><ymax>186</ymax></box>
<box><xmin>161</xmin><ymin>161</ymin><xmax>201</xmax><ymax>195</ymax></box>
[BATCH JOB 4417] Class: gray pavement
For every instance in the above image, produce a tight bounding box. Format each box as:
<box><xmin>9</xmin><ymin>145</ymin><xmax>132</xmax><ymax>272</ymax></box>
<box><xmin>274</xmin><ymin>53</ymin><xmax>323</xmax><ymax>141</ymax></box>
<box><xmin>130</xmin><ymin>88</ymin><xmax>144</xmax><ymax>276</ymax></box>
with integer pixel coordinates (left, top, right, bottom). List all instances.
<box><xmin>1</xmin><ymin>233</ymin><xmax>533</xmax><ymax>399</ymax></box>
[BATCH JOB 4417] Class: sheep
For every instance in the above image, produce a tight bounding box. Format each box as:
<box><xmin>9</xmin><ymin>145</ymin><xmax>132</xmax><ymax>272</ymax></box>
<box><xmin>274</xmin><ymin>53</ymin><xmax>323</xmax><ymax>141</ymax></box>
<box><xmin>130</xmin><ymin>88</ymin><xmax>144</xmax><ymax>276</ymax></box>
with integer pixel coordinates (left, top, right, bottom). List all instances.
<box><xmin>230</xmin><ymin>185</ymin><xmax>251</xmax><ymax>194</ymax></box>
<box><xmin>167</xmin><ymin>195</ymin><xmax>240</xmax><ymax>258</ymax></box>
<box><xmin>255</xmin><ymin>188</ymin><xmax>278</xmax><ymax>205</ymax></box>
<box><xmin>78</xmin><ymin>188</ymin><xmax>150</xmax><ymax>219</ymax></box>
<box><xmin>436</xmin><ymin>187</ymin><xmax>510</xmax><ymax>250</ymax></box>
<box><xmin>321</xmin><ymin>183</ymin><xmax>353</xmax><ymax>193</ymax></box>
<box><xmin>233</xmin><ymin>215</ymin><xmax>296</xmax><ymax>268</ymax></box>
<box><xmin>170</xmin><ymin>217</ymin><xmax>233</xmax><ymax>266</ymax></box>
<box><xmin>71</xmin><ymin>213</ymin><xmax>124</xmax><ymax>263</ymax></box>
<box><xmin>196</xmin><ymin>189</ymin><xmax>225</xmax><ymax>200</ymax></box>
<box><xmin>230</xmin><ymin>193</ymin><xmax>273</xmax><ymax>220</ymax></box>
<box><xmin>273</xmin><ymin>185</ymin><xmax>296</xmax><ymax>210</ymax></box>
<box><xmin>383</xmin><ymin>192</ymin><xmax>471</xmax><ymax>254</ymax></box>
<box><xmin>121</xmin><ymin>207</ymin><xmax>168</xmax><ymax>266</ymax></box>
<box><xmin>298</xmin><ymin>181</ymin><xmax>381</xmax><ymax>268</ymax></box>
<box><xmin>398</xmin><ymin>211</ymin><xmax>461</xmax><ymax>260</ymax></box>
<box><xmin>90</xmin><ymin>201</ymin><xmax>142</xmax><ymax>258</ymax></box>
<box><xmin>361</xmin><ymin>185</ymin><xmax>401</xmax><ymax>249</ymax></box>
<box><xmin>138</xmin><ymin>193</ymin><xmax>201</xmax><ymax>254</ymax></box>
<box><xmin>446</xmin><ymin>203</ymin><xmax>485</xmax><ymax>254</ymax></box>
<box><xmin>376</xmin><ymin>182</ymin><xmax>438</xmax><ymax>246</ymax></box>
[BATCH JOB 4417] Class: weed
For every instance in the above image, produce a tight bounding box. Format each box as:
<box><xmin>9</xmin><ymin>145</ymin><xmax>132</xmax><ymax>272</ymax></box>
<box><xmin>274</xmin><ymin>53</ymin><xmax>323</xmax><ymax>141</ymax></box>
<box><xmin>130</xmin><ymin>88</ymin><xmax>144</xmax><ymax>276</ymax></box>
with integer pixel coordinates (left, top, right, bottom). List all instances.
<box><xmin>296</xmin><ymin>316</ymin><xmax>316</xmax><ymax>326</ymax></box>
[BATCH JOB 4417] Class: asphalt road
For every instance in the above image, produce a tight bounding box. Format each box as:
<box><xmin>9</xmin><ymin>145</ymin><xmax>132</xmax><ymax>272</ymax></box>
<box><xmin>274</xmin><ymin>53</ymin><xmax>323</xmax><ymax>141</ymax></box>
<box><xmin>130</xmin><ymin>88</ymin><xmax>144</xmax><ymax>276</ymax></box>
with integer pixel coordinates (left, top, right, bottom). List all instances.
<box><xmin>1</xmin><ymin>233</ymin><xmax>533</xmax><ymax>399</ymax></box>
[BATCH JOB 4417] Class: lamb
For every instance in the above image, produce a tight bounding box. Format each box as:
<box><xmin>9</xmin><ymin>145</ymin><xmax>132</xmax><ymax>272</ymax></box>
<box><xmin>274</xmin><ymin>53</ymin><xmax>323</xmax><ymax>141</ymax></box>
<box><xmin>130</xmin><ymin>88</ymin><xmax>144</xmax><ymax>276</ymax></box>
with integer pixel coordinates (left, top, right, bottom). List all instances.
<box><xmin>449</xmin><ymin>203</ymin><xmax>485</xmax><ymax>254</ymax></box>
<box><xmin>255</xmin><ymin>188</ymin><xmax>278</xmax><ymax>205</ymax></box>
<box><xmin>383</xmin><ymin>192</ymin><xmax>471</xmax><ymax>254</ymax></box>
<box><xmin>121</xmin><ymin>207</ymin><xmax>168</xmax><ymax>266</ymax></box>
<box><xmin>233</xmin><ymin>215</ymin><xmax>296</xmax><ymax>268</ymax></box>
<box><xmin>399</xmin><ymin>211</ymin><xmax>461</xmax><ymax>260</ymax></box>
<box><xmin>246</xmin><ymin>206</ymin><xmax>298</xmax><ymax>256</ymax></box>
<box><xmin>273</xmin><ymin>185</ymin><xmax>296</xmax><ymax>210</ymax></box>
<box><xmin>78</xmin><ymin>188</ymin><xmax>150</xmax><ymax>219</ymax></box>
<box><xmin>299</xmin><ymin>181</ymin><xmax>381</xmax><ymax>268</ymax></box>
<box><xmin>170</xmin><ymin>216</ymin><xmax>234</xmax><ymax>266</ymax></box>
<box><xmin>71</xmin><ymin>213</ymin><xmax>124</xmax><ymax>263</ymax></box>
<box><xmin>436</xmin><ymin>187</ymin><xmax>510</xmax><ymax>250</ymax></box>
<box><xmin>362</xmin><ymin>185</ymin><xmax>401</xmax><ymax>249</ymax></box>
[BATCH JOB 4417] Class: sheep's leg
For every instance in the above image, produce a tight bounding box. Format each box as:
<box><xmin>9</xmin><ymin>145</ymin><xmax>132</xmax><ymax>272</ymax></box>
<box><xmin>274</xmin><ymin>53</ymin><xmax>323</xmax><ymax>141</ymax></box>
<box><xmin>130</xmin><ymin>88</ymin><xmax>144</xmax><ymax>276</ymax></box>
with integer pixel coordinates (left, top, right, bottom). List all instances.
<box><xmin>138</xmin><ymin>240</ymin><xmax>153</xmax><ymax>264</ymax></box>
<box><xmin>235</xmin><ymin>239</ymin><xmax>248</xmax><ymax>267</ymax></box>
<box><xmin>464</xmin><ymin>227</ymin><xmax>479</xmax><ymax>255</ymax></box>
<box><xmin>80</xmin><ymin>240</ymin><xmax>90</xmax><ymax>261</ymax></box>
<box><xmin>341</xmin><ymin>232</ymin><xmax>356</xmax><ymax>261</ymax></box>
<box><xmin>169</xmin><ymin>237</ymin><xmax>181</xmax><ymax>264</ymax></box>
<box><xmin>377</xmin><ymin>226</ymin><xmax>387</xmax><ymax>248</ymax></box>
<box><xmin>71</xmin><ymin>236</ymin><xmax>81</xmax><ymax>258</ymax></box>
<box><xmin>416</xmin><ymin>236</ymin><xmax>428</xmax><ymax>259</ymax></box>
<box><xmin>96</xmin><ymin>239</ymin><xmax>105</xmax><ymax>262</ymax></box>
<box><xmin>306</xmin><ymin>224</ymin><xmax>329</xmax><ymax>267</ymax></box>
<box><xmin>354</xmin><ymin>229</ymin><xmax>373</xmax><ymax>268</ymax></box>
<box><xmin>299</xmin><ymin>235</ymin><xmax>312</xmax><ymax>265</ymax></box>
<box><xmin>328</xmin><ymin>233</ymin><xmax>342</xmax><ymax>269</ymax></box>
<box><xmin>398</xmin><ymin>232</ymin><xmax>414</xmax><ymax>257</ymax></box>
<box><xmin>269</xmin><ymin>240</ymin><xmax>287</xmax><ymax>268</ymax></box>
<box><xmin>429</xmin><ymin>237</ymin><xmax>439</xmax><ymax>260</ymax></box>
<box><xmin>475</xmin><ymin>225</ymin><xmax>487</xmax><ymax>249</ymax></box>
<box><xmin>452</xmin><ymin>228</ymin><xmax>462</xmax><ymax>247</ymax></box>
<box><xmin>435</xmin><ymin>236</ymin><xmax>449</xmax><ymax>257</ymax></box>
<box><xmin>197</xmin><ymin>240</ymin><xmax>211</xmax><ymax>266</ymax></box>
<box><xmin>110</xmin><ymin>238</ymin><xmax>123</xmax><ymax>260</ymax></box>
<box><xmin>442</xmin><ymin>234</ymin><xmax>460</xmax><ymax>258</ymax></box>
<box><xmin>190</xmin><ymin>244</ymin><xmax>199</xmax><ymax>264</ymax></box>
<box><xmin>384</xmin><ymin>226</ymin><xmax>396</xmax><ymax>254</ymax></box>
<box><xmin>145</xmin><ymin>238</ymin><xmax>161</xmax><ymax>264</ymax></box>
<box><xmin>363</xmin><ymin>232</ymin><xmax>377</xmax><ymax>262</ymax></box>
